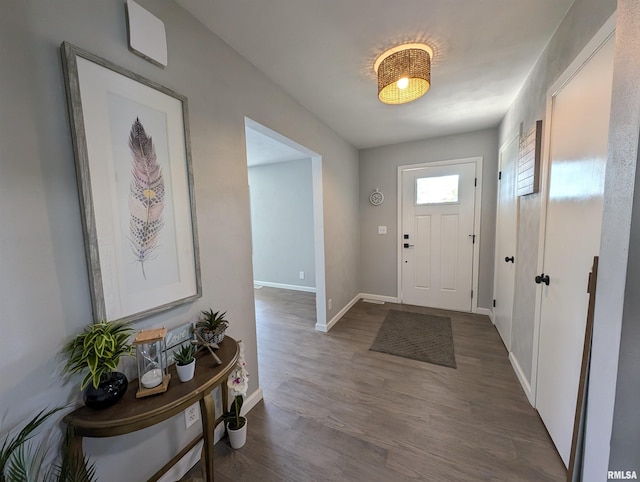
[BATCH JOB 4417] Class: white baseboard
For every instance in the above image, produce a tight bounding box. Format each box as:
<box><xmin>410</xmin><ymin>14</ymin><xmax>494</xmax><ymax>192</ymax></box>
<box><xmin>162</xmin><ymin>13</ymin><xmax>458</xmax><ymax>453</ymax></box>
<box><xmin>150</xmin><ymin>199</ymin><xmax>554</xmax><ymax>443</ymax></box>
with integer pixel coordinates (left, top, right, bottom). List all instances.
<box><xmin>476</xmin><ymin>307</ymin><xmax>494</xmax><ymax>323</ymax></box>
<box><xmin>509</xmin><ymin>352</ymin><xmax>534</xmax><ymax>406</ymax></box>
<box><xmin>316</xmin><ymin>293</ymin><xmax>398</xmax><ymax>332</ymax></box>
<box><xmin>157</xmin><ymin>439</ymin><xmax>204</xmax><ymax>482</ymax></box>
<box><xmin>316</xmin><ymin>293</ymin><xmax>360</xmax><ymax>332</ymax></box>
<box><xmin>240</xmin><ymin>387</ymin><xmax>264</xmax><ymax>415</ymax></box>
<box><xmin>253</xmin><ymin>280</ymin><xmax>316</xmax><ymax>293</ymax></box>
<box><xmin>360</xmin><ymin>293</ymin><xmax>399</xmax><ymax>303</ymax></box>
<box><xmin>157</xmin><ymin>387</ymin><xmax>264</xmax><ymax>482</ymax></box>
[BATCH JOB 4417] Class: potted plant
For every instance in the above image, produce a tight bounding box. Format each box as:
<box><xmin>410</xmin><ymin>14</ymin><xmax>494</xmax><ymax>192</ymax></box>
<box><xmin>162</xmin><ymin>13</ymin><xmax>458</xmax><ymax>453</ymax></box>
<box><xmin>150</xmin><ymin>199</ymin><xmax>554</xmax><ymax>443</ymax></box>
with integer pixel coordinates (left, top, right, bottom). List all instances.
<box><xmin>0</xmin><ymin>406</ymin><xmax>96</xmax><ymax>481</ymax></box>
<box><xmin>223</xmin><ymin>340</ymin><xmax>249</xmax><ymax>449</ymax></box>
<box><xmin>62</xmin><ymin>320</ymin><xmax>134</xmax><ymax>409</ymax></box>
<box><xmin>173</xmin><ymin>343</ymin><xmax>198</xmax><ymax>382</ymax></box>
<box><xmin>196</xmin><ymin>309</ymin><xmax>228</xmax><ymax>344</ymax></box>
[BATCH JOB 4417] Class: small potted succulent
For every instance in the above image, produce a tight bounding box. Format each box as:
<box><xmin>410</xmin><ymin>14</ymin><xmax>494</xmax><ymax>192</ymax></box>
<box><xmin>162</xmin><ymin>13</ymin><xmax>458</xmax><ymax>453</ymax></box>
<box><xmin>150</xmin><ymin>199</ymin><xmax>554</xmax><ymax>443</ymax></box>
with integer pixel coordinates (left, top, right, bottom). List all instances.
<box><xmin>196</xmin><ymin>309</ymin><xmax>228</xmax><ymax>344</ymax></box>
<box><xmin>62</xmin><ymin>320</ymin><xmax>134</xmax><ymax>409</ymax></box>
<box><xmin>173</xmin><ymin>343</ymin><xmax>198</xmax><ymax>382</ymax></box>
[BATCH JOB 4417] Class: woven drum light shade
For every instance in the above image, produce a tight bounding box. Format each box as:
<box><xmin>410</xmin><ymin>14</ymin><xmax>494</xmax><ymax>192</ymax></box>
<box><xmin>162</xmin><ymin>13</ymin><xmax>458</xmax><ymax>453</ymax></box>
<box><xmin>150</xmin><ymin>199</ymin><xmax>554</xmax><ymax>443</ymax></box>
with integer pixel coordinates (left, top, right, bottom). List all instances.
<box><xmin>374</xmin><ymin>44</ymin><xmax>433</xmax><ymax>105</ymax></box>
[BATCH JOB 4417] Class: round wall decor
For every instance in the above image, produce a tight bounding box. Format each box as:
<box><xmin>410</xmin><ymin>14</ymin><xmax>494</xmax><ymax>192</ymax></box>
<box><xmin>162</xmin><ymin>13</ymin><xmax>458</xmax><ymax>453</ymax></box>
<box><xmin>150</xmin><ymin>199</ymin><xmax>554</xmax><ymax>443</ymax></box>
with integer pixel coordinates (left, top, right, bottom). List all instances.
<box><xmin>369</xmin><ymin>188</ymin><xmax>384</xmax><ymax>206</ymax></box>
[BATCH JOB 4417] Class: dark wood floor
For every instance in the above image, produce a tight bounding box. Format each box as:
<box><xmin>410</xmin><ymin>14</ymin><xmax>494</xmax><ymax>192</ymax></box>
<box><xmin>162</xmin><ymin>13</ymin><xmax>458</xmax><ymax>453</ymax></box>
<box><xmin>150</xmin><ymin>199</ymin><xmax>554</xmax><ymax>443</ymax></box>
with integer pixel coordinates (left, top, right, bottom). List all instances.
<box><xmin>182</xmin><ymin>287</ymin><xmax>566</xmax><ymax>481</ymax></box>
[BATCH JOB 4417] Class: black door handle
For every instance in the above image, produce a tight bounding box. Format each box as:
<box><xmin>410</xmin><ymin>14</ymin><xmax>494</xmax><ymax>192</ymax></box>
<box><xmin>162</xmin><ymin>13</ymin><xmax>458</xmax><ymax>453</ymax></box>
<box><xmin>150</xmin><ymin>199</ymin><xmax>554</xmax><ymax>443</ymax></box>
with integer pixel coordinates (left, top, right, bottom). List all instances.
<box><xmin>535</xmin><ymin>274</ymin><xmax>550</xmax><ymax>286</ymax></box>
<box><xmin>505</xmin><ymin>256</ymin><xmax>514</xmax><ymax>263</ymax></box>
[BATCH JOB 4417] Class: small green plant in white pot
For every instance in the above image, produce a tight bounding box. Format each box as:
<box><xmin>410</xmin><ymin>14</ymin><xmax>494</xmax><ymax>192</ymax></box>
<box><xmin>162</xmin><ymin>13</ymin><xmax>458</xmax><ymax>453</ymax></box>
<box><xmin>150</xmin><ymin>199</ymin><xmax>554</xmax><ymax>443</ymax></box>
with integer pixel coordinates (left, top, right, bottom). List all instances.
<box><xmin>174</xmin><ymin>344</ymin><xmax>198</xmax><ymax>382</ymax></box>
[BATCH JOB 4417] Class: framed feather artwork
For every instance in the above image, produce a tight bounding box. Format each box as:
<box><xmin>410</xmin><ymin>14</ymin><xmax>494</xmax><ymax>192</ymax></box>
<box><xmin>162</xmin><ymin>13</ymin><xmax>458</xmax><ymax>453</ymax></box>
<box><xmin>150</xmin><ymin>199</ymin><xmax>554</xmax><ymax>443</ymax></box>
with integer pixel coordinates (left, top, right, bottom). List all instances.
<box><xmin>61</xmin><ymin>42</ymin><xmax>201</xmax><ymax>324</ymax></box>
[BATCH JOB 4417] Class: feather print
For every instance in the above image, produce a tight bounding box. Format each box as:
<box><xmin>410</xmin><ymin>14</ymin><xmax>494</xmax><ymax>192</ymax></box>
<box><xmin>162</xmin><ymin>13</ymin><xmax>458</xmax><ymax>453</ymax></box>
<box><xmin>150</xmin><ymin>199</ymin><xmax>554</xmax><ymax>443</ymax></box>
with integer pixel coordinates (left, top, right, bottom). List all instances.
<box><xmin>128</xmin><ymin>118</ymin><xmax>164</xmax><ymax>279</ymax></box>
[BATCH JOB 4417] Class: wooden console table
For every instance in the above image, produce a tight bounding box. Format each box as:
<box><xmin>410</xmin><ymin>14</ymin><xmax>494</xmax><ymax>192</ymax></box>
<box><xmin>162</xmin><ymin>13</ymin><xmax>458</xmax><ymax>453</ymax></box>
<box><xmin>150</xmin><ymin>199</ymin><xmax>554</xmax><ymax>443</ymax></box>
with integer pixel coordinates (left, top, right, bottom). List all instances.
<box><xmin>63</xmin><ymin>336</ymin><xmax>239</xmax><ymax>482</ymax></box>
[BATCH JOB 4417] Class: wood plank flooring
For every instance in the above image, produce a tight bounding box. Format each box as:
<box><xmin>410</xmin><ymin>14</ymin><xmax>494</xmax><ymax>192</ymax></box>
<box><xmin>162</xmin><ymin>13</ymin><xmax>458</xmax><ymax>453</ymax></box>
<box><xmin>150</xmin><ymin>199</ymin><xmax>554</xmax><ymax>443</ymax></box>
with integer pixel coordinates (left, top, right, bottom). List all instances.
<box><xmin>182</xmin><ymin>287</ymin><xmax>566</xmax><ymax>481</ymax></box>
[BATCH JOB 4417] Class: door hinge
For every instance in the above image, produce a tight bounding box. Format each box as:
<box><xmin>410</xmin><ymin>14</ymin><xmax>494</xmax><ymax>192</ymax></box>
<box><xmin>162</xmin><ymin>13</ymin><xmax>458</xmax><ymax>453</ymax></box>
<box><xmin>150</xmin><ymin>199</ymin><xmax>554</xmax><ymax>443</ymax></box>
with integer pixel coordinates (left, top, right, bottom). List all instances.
<box><xmin>471</xmin><ymin>290</ymin><xmax>474</xmax><ymax>299</ymax></box>
<box><xmin>498</xmin><ymin>171</ymin><xmax>502</xmax><ymax>180</ymax></box>
<box><xmin>474</xmin><ymin>177</ymin><xmax>477</xmax><ymax>187</ymax></box>
<box><xmin>493</xmin><ymin>299</ymin><xmax>496</xmax><ymax>308</ymax></box>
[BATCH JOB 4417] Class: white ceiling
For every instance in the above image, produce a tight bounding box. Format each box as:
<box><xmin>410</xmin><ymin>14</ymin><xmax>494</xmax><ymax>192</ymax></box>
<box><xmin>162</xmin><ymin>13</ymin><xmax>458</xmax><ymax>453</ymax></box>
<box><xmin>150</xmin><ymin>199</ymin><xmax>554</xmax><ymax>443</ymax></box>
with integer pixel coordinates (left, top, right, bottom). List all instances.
<box><xmin>178</xmin><ymin>0</ymin><xmax>574</xmax><ymax>149</ymax></box>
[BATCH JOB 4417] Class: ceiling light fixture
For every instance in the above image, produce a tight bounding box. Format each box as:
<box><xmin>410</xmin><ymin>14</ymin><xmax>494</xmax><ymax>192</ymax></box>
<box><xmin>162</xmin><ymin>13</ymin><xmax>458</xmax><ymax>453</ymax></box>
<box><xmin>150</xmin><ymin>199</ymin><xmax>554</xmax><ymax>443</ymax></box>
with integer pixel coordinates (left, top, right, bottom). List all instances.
<box><xmin>374</xmin><ymin>43</ymin><xmax>433</xmax><ymax>105</ymax></box>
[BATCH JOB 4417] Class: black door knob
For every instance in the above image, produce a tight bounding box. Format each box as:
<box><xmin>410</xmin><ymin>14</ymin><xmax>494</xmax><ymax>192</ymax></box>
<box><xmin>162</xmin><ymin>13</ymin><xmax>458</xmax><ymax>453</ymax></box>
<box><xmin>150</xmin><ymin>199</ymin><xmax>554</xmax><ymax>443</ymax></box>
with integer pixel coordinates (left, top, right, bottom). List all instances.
<box><xmin>505</xmin><ymin>256</ymin><xmax>514</xmax><ymax>263</ymax></box>
<box><xmin>535</xmin><ymin>274</ymin><xmax>550</xmax><ymax>286</ymax></box>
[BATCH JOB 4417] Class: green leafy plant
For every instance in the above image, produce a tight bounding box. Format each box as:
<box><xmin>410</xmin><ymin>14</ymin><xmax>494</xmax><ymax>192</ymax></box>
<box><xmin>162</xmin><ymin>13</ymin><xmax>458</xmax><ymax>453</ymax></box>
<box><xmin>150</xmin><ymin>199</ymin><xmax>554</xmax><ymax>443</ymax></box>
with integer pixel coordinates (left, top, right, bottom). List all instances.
<box><xmin>62</xmin><ymin>321</ymin><xmax>134</xmax><ymax>390</ymax></box>
<box><xmin>173</xmin><ymin>343</ymin><xmax>197</xmax><ymax>366</ymax></box>
<box><xmin>0</xmin><ymin>406</ymin><xmax>96</xmax><ymax>482</ymax></box>
<box><xmin>0</xmin><ymin>407</ymin><xmax>63</xmax><ymax>481</ymax></box>
<box><xmin>48</xmin><ymin>426</ymin><xmax>96</xmax><ymax>482</ymax></box>
<box><xmin>196</xmin><ymin>309</ymin><xmax>228</xmax><ymax>334</ymax></box>
<box><xmin>222</xmin><ymin>395</ymin><xmax>245</xmax><ymax>431</ymax></box>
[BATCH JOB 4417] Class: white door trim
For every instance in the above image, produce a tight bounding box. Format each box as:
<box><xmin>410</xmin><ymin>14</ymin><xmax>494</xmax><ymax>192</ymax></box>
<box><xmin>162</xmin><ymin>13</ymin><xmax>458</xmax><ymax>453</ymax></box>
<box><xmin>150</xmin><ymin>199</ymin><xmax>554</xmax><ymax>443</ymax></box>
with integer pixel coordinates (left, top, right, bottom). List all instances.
<box><xmin>397</xmin><ymin>156</ymin><xmax>483</xmax><ymax>312</ymax></box>
<box><xmin>530</xmin><ymin>15</ymin><xmax>616</xmax><ymax>406</ymax></box>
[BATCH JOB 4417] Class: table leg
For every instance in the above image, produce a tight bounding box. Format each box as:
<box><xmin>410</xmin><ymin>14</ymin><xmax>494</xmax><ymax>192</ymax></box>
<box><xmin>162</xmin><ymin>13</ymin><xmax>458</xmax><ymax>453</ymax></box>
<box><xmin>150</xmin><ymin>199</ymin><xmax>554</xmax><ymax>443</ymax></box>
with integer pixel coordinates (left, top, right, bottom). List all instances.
<box><xmin>199</xmin><ymin>393</ymin><xmax>216</xmax><ymax>482</ymax></box>
<box><xmin>221</xmin><ymin>379</ymin><xmax>229</xmax><ymax>414</ymax></box>
<box><xmin>65</xmin><ymin>426</ymin><xmax>89</xmax><ymax>479</ymax></box>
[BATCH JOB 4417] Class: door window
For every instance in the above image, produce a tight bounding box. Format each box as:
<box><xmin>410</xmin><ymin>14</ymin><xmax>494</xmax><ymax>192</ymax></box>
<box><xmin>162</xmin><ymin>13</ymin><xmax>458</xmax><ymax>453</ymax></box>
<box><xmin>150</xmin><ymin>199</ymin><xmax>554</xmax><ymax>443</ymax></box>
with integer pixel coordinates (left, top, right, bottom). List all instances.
<box><xmin>416</xmin><ymin>174</ymin><xmax>459</xmax><ymax>204</ymax></box>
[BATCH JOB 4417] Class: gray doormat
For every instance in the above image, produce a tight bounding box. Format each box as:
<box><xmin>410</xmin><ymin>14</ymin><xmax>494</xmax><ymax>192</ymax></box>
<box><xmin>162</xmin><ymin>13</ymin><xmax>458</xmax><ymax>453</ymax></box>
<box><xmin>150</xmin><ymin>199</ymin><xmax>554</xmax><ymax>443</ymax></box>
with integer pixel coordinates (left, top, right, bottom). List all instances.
<box><xmin>370</xmin><ymin>310</ymin><xmax>457</xmax><ymax>368</ymax></box>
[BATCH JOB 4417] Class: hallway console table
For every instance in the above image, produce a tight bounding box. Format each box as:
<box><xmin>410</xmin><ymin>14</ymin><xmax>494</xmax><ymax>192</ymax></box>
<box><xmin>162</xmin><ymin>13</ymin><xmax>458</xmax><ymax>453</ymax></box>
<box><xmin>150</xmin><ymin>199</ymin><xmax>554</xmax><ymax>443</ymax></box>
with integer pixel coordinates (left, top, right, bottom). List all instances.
<box><xmin>63</xmin><ymin>336</ymin><xmax>239</xmax><ymax>482</ymax></box>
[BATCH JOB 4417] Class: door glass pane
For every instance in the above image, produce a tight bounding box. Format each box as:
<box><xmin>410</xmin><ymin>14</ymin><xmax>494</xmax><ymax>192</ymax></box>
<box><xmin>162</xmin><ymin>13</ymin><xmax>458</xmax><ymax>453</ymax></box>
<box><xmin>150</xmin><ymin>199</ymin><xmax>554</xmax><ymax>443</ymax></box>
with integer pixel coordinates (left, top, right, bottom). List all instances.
<box><xmin>416</xmin><ymin>175</ymin><xmax>459</xmax><ymax>204</ymax></box>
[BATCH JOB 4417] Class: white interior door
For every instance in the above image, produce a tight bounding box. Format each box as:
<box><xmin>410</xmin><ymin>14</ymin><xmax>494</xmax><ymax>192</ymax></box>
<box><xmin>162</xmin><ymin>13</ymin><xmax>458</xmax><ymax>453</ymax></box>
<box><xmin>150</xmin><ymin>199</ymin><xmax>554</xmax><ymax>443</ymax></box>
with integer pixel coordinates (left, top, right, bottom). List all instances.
<box><xmin>535</xmin><ymin>34</ymin><xmax>614</xmax><ymax>466</ymax></box>
<box><xmin>493</xmin><ymin>136</ymin><xmax>519</xmax><ymax>350</ymax></box>
<box><xmin>400</xmin><ymin>161</ymin><xmax>477</xmax><ymax>311</ymax></box>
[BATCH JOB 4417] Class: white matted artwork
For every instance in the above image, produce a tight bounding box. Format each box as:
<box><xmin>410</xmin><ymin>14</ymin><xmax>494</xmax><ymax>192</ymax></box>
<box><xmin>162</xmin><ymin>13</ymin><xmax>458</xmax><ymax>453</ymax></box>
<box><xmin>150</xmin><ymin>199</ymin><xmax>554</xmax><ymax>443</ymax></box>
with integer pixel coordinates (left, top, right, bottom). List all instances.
<box><xmin>61</xmin><ymin>42</ymin><xmax>201</xmax><ymax>323</ymax></box>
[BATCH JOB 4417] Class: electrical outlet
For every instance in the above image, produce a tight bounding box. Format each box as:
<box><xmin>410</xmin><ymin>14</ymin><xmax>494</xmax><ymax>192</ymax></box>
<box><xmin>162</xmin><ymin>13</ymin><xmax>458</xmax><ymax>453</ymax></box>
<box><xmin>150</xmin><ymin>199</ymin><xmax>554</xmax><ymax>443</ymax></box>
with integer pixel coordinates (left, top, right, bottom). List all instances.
<box><xmin>328</xmin><ymin>298</ymin><xmax>332</xmax><ymax>310</ymax></box>
<box><xmin>378</xmin><ymin>225</ymin><xmax>387</xmax><ymax>235</ymax></box>
<box><xmin>299</xmin><ymin>271</ymin><xmax>305</xmax><ymax>280</ymax></box>
<box><xmin>184</xmin><ymin>402</ymin><xmax>200</xmax><ymax>429</ymax></box>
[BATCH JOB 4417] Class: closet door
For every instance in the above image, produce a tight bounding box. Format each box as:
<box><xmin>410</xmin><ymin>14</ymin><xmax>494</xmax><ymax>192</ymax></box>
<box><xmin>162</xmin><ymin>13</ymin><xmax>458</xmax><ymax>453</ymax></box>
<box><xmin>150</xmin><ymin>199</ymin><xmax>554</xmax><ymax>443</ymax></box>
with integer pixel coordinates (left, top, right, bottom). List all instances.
<box><xmin>493</xmin><ymin>136</ymin><xmax>519</xmax><ymax>350</ymax></box>
<box><xmin>535</xmin><ymin>33</ymin><xmax>614</xmax><ymax>466</ymax></box>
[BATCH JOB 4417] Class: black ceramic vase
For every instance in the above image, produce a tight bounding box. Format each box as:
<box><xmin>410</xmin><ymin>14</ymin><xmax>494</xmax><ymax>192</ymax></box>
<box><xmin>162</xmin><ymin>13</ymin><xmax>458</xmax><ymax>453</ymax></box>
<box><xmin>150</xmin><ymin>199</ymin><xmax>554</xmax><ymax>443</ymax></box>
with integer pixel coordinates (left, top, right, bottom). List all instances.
<box><xmin>83</xmin><ymin>372</ymin><xmax>128</xmax><ymax>409</ymax></box>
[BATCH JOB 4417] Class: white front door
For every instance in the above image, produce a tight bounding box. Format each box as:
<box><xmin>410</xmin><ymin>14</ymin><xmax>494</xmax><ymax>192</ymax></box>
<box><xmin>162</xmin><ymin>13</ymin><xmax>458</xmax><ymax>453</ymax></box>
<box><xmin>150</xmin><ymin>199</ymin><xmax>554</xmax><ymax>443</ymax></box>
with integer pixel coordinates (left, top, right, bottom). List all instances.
<box><xmin>493</xmin><ymin>136</ymin><xmax>519</xmax><ymax>350</ymax></box>
<box><xmin>535</xmin><ymin>33</ymin><xmax>614</xmax><ymax>466</ymax></box>
<box><xmin>400</xmin><ymin>161</ymin><xmax>477</xmax><ymax>311</ymax></box>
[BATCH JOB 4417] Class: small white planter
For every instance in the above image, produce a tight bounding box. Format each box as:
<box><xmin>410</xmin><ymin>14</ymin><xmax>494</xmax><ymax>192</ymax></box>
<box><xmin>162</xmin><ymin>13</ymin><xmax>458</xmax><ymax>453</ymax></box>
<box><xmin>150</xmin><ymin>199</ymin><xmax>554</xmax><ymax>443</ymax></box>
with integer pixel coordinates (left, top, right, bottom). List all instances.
<box><xmin>227</xmin><ymin>418</ymin><xmax>247</xmax><ymax>449</ymax></box>
<box><xmin>176</xmin><ymin>359</ymin><xmax>195</xmax><ymax>382</ymax></box>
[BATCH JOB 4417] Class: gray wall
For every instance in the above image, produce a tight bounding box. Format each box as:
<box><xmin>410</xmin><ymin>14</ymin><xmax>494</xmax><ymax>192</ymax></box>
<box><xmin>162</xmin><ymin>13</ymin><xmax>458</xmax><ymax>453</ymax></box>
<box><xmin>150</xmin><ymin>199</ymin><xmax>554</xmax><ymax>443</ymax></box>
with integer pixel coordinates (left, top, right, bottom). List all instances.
<box><xmin>498</xmin><ymin>0</ymin><xmax>616</xmax><ymax>386</ymax></box>
<box><xmin>0</xmin><ymin>1</ymin><xmax>359</xmax><ymax>480</ymax></box>
<box><xmin>593</xmin><ymin>0</ymin><xmax>640</xmax><ymax>477</ymax></box>
<box><xmin>359</xmin><ymin>128</ymin><xmax>499</xmax><ymax>309</ymax></box>
<box><xmin>249</xmin><ymin>159</ymin><xmax>315</xmax><ymax>289</ymax></box>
